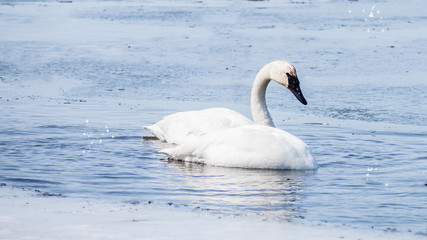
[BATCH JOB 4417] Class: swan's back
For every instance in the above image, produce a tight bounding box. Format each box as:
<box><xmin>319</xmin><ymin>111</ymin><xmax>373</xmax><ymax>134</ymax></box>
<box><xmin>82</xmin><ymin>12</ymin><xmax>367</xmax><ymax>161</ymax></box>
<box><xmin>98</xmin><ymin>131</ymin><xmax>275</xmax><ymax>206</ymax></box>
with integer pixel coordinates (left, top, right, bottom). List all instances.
<box><xmin>143</xmin><ymin>108</ymin><xmax>252</xmax><ymax>144</ymax></box>
<box><xmin>161</xmin><ymin>125</ymin><xmax>317</xmax><ymax>170</ymax></box>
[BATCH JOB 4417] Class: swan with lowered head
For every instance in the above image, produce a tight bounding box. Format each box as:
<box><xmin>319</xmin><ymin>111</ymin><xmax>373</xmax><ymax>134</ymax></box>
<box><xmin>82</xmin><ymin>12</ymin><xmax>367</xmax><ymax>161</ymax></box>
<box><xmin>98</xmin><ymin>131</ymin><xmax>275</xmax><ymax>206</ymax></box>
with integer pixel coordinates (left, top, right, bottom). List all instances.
<box><xmin>143</xmin><ymin>60</ymin><xmax>317</xmax><ymax>170</ymax></box>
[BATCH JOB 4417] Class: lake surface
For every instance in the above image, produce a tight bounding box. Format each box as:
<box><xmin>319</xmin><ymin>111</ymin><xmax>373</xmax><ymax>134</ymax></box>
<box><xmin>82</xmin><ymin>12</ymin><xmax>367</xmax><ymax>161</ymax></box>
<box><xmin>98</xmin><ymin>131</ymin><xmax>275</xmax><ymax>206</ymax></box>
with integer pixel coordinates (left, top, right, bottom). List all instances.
<box><xmin>1</xmin><ymin>0</ymin><xmax>426</xmax><ymax>236</ymax></box>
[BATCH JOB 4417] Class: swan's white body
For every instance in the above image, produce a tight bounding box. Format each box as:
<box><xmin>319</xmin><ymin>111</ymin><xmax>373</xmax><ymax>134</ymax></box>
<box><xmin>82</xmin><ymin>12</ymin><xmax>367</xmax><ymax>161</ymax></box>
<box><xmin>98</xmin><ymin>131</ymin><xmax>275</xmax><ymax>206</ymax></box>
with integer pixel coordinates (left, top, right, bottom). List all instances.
<box><xmin>160</xmin><ymin>125</ymin><xmax>316</xmax><ymax>170</ymax></box>
<box><xmin>143</xmin><ymin>60</ymin><xmax>317</xmax><ymax>170</ymax></box>
<box><xmin>144</xmin><ymin>108</ymin><xmax>252</xmax><ymax>144</ymax></box>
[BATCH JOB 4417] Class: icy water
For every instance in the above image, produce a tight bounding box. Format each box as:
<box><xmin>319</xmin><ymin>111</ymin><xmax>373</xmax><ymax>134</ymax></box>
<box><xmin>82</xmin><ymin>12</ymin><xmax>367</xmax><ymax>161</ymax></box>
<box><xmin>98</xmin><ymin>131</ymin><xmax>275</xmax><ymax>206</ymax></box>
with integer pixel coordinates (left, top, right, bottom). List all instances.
<box><xmin>1</xmin><ymin>0</ymin><xmax>427</xmax><ymax>236</ymax></box>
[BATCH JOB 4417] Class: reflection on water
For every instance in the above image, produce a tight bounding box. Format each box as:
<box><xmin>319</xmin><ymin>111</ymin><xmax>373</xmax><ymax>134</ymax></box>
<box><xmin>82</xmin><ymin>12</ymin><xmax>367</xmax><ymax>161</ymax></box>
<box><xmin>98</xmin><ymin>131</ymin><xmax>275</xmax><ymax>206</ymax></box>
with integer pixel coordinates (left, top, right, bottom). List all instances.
<box><xmin>162</xmin><ymin>157</ymin><xmax>316</xmax><ymax>220</ymax></box>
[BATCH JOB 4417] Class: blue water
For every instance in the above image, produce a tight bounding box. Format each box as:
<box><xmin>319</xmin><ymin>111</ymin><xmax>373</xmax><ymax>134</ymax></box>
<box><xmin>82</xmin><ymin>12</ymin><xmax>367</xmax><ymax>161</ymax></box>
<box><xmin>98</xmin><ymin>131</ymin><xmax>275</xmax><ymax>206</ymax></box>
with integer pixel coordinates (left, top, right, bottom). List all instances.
<box><xmin>1</xmin><ymin>0</ymin><xmax>426</xmax><ymax>236</ymax></box>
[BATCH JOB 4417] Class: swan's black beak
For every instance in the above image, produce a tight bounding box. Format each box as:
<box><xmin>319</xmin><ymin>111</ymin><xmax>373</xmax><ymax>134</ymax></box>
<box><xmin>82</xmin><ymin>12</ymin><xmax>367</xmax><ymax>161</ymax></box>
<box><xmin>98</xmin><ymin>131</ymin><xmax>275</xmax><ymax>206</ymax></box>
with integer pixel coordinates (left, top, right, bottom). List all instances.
<box><xmin>287</xmin><ymin>73</ymin><xmax>307</xmax><ymax>105</ymax></box>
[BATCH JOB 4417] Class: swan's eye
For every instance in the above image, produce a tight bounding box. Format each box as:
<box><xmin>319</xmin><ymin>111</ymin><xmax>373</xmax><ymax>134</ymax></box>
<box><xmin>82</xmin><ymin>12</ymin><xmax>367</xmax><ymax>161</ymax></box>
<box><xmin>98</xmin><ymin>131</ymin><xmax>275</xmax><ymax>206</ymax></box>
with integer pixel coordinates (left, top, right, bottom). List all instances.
<box><xmin>287</xmin><ymin>74</ymin><xmax>299</xmax><ymax>89</ymax></box>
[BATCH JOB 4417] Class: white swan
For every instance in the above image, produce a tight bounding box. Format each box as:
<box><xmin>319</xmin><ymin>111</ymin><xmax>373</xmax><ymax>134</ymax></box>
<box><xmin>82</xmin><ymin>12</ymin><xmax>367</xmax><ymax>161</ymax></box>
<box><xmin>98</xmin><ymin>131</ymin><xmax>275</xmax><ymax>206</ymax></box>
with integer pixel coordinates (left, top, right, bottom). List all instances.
<box><xmin>143</xmin><ymin>60</ymin><xmax>317</xmax><ymax>170</ymax></box>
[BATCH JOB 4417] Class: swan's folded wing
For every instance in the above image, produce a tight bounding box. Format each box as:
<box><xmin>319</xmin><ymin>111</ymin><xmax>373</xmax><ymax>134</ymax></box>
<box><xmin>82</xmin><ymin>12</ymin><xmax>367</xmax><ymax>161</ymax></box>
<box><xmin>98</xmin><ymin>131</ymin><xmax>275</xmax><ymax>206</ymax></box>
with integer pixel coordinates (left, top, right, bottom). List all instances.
<box><xmin>142</xmin><ymin>108</ymin><xmax>252</xmax><ymax>144</ymax></box>
<box><xmin>159</xmin><ymin>125</ymin><xmax>317</xmax><ymax>170</ymax></box>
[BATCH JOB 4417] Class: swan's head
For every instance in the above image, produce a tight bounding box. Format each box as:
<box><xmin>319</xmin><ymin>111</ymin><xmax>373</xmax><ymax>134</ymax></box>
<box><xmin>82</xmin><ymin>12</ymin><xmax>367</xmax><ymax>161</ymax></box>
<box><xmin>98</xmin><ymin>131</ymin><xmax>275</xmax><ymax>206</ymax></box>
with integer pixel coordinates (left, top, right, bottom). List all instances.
<box><xmin>270</xmin><ymin>61</ymin><xmax>307</xmax><ymax>105</ymax></box>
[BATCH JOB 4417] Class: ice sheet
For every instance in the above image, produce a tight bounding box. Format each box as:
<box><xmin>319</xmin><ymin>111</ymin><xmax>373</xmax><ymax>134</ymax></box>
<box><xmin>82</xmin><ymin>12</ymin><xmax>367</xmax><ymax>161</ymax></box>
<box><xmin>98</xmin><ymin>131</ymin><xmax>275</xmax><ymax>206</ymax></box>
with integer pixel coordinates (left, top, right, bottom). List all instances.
<box><xmin>0</xmin><ymin>187</ymin><xmax>422</xmax><ymax>240</ymax></box>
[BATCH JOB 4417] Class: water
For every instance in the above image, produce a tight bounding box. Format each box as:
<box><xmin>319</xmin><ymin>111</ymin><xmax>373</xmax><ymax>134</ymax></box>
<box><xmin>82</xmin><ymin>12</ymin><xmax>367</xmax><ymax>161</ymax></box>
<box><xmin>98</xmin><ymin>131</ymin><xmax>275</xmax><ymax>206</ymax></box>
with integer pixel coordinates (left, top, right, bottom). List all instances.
<box><xmin>1</xmin><ymin>0</ymin><xmax>426</xmax><ymax>236</ymax></box>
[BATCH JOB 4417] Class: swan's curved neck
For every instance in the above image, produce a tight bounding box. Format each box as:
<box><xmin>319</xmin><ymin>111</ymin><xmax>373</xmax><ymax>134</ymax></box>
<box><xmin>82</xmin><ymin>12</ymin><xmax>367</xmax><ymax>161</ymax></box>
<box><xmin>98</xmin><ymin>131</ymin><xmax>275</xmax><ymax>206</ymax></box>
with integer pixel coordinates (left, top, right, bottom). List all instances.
<box><xmin>251</xmin><ymin>63</ymin><xmax>275</xmax><ymax>127</ymax></box>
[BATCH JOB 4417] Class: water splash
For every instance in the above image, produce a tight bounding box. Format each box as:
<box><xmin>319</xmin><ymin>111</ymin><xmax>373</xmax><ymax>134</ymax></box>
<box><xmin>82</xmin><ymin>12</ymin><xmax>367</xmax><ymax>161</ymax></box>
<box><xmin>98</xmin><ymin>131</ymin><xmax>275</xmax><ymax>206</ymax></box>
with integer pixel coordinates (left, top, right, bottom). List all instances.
<box><xmin>348</xmin><ymin>4</ymin><xmax>386</xmax><ymax>33</ymax></box>
<box><xmin>82</xmin><ymin>120</ymin><xmax>115</xmax><ymax>154</ymax></box>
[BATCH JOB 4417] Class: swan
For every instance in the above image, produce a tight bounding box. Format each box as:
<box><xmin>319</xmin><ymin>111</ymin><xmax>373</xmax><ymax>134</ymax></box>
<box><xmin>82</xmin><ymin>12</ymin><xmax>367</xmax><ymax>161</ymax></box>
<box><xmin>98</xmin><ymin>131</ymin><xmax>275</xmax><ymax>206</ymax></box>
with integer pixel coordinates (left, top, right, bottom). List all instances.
<box><xmin>143</xmin><ymin>60</ymin><xmax>317</xmax><ymax>170</ymax></box>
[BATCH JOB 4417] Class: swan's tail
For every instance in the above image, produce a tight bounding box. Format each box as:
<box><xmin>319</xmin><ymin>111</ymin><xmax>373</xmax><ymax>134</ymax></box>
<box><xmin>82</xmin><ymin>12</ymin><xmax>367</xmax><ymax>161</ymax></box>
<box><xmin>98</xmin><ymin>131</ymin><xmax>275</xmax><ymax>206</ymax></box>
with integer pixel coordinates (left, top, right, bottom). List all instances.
<box><xmin>142</xmin><ymin>125</ymin><xmax>165</xmax><ymax>141</ymax></box>
<box><xmin>159</xmin><ymin>147</ymin><xmax>174</xmax><ymax>156</ymax></box>
<box><xmin>159</xmin><ymin>138</ymin><xmax>196</xmax><ymax>159</ymax></box>
<box><xmin>160</xmin><ymin>146</ymin><xmax>205</xmax><ymax>165</ymax></box>
<box><xmin>160</xmin><ymin>147</ymin><xmax>185</xmax><ymax>161</ymax></box>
